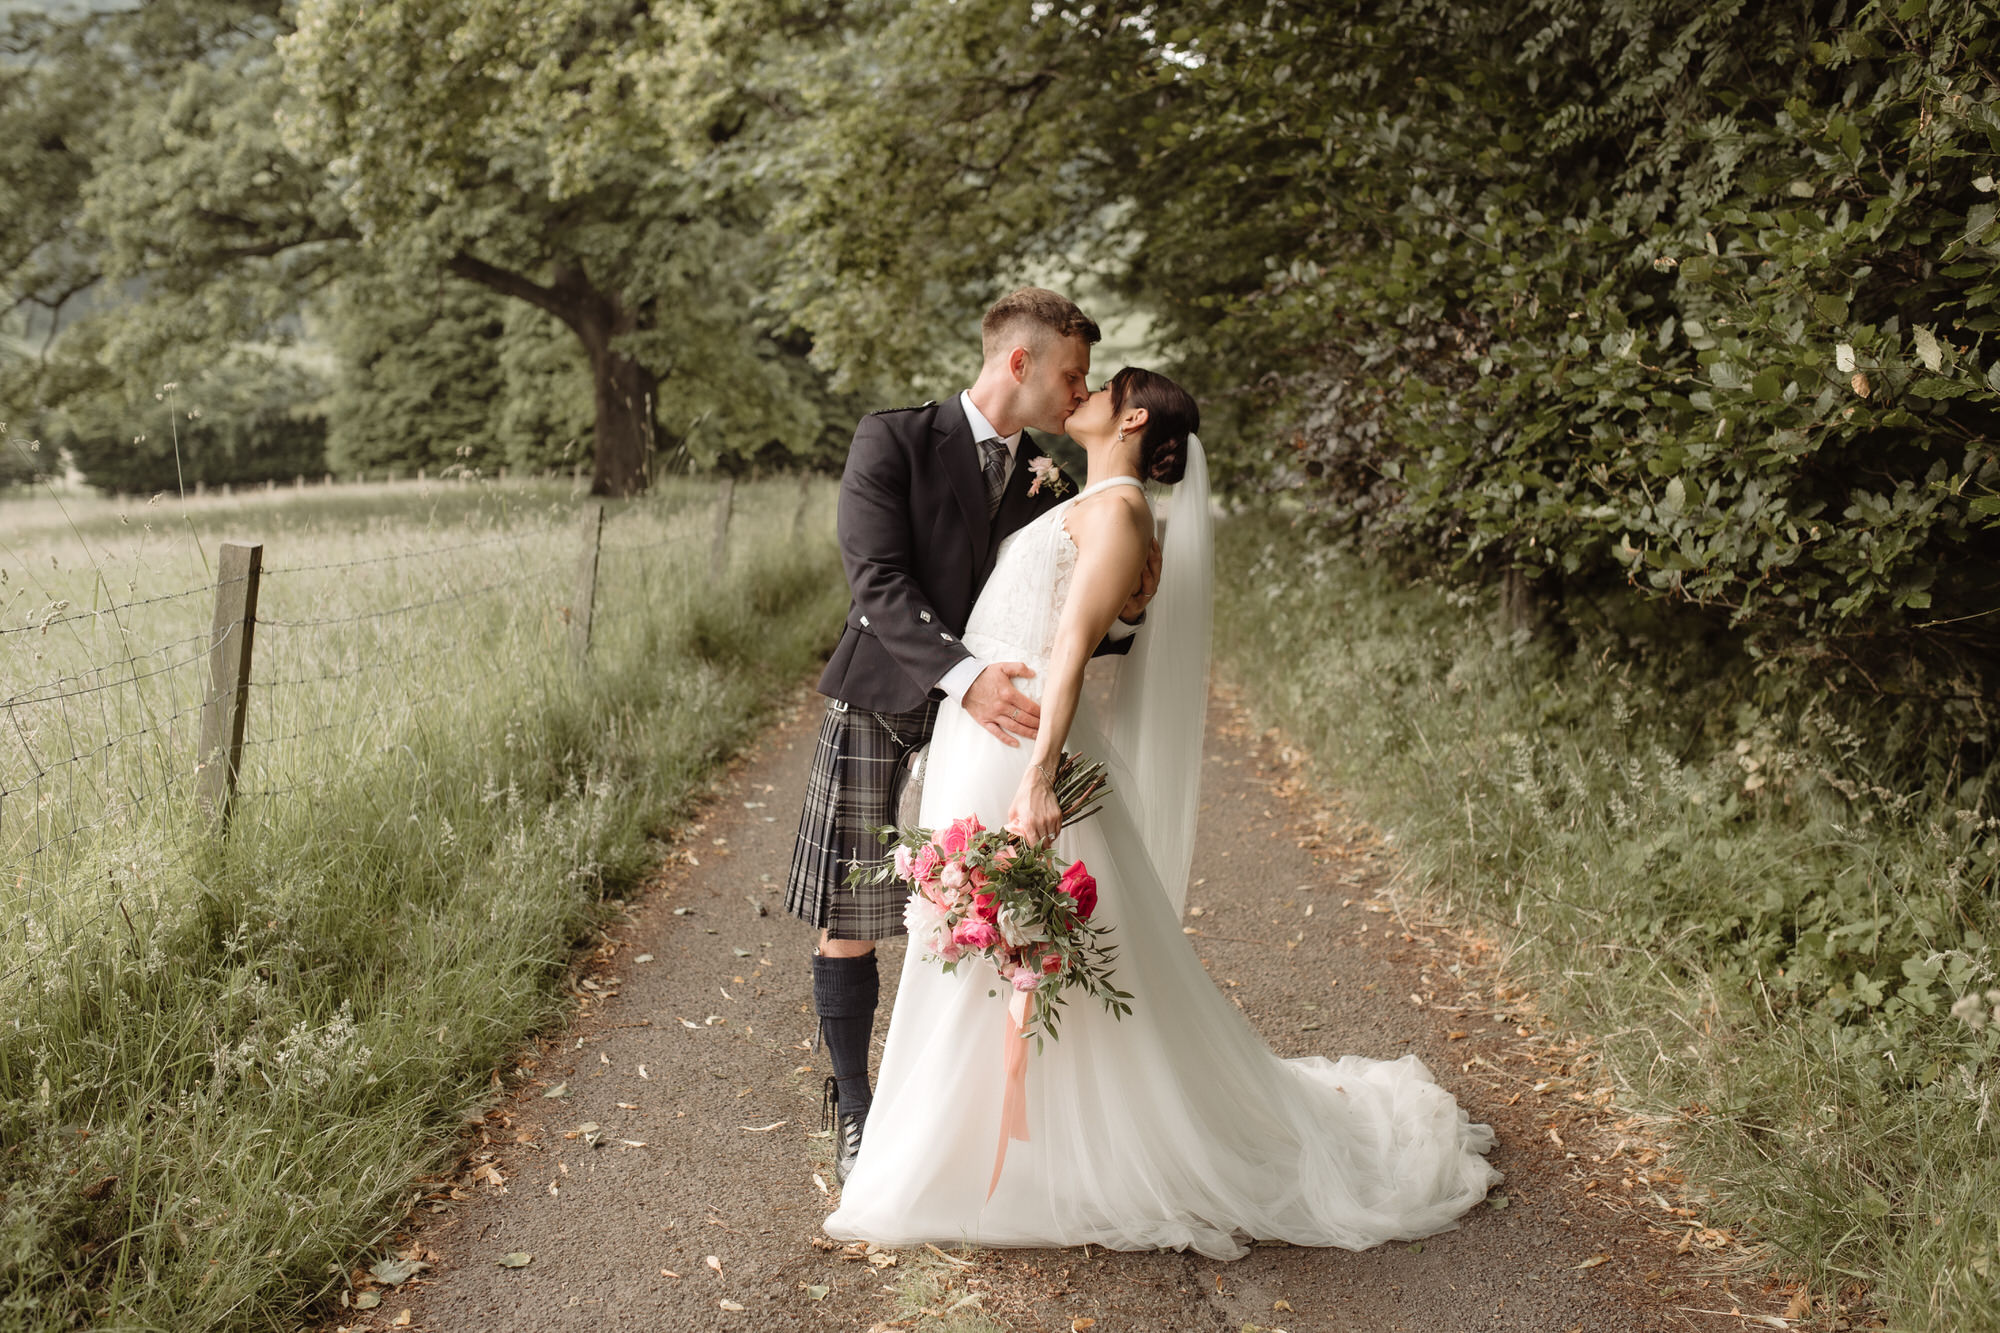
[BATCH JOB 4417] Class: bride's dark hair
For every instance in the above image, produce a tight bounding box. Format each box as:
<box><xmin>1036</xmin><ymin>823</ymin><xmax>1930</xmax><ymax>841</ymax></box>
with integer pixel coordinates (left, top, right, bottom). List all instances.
<box><xmin>1109</xmin><ymin>368</ymin><xmax>1199</xmax><ymax>484</ymax></box>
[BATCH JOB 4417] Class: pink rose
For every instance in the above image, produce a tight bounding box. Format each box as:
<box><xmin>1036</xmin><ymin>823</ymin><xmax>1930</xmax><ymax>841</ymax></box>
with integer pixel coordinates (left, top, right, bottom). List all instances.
<box><xmin>912</xmin><ymin>844</ymin><xmax>942</xmax><ymax>886</ymax></box>
<box><xmin>941</xmin><ymin>860</ymin><xmax>968</xmax><ymax>889</ymax></box>
<box><xmin>1059</xmin><ymin>861</ymin><xmax>1097</xmax><ymax>920</ymax></box>
<box><xmin>892</xmin><ymin>845</ymin><xmax>915</xmax><ymax>882</ymax></box>
<box><xmin>1040</xmin><ymin>950</ymin><xmax>1063</xmax><ymax>976</ymax></box>
<box><xmin>967</xmin><ymin>868</ymin><xmax>989</xmax><ymax>892</ymax></box>
<box><xmin>990</xmin><ymin>842</ymin><xmax>1020</xmax><ymax>871</ymax></box>
<box><xmin>940</xmin><ymin>816</ymin><xmax>984</xmax><ymax>857</ymax></box>
<box><xmin>952</xmin><ymin>919</ymin><xmax>999</xmax><ymax>951</ymax></box>
<box><xmin>1010</xmin><ymin>967</ymin><xmax>1044</xmax><ymax>992</ymax></box>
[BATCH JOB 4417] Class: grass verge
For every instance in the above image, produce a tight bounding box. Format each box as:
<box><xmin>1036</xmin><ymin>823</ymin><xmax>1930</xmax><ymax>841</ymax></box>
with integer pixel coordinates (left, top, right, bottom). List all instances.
<box><xmin>1216</xmin><ymin>510</ymin><xmax>2000</xmax><ymax>1332</ymax></box>
<box><xmin>0</xmin><ymin>478</ymin><xmax>845</xmax><ymax>1330</ymax></box>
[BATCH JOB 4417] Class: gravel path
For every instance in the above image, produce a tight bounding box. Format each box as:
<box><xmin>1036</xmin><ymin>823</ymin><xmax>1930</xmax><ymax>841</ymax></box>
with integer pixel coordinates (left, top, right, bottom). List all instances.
<box><xmin>351</xmin><ymin>681</ymin><xmax>1786</xmax><ymax>1333</ymax></box>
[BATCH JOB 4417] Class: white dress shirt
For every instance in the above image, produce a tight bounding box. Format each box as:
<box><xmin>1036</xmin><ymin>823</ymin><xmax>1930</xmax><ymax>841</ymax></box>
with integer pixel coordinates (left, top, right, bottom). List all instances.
<box><xmin>934</xmin><ymin>391</ymin><xmax>1136</xmax><ymax>708</ymax></box>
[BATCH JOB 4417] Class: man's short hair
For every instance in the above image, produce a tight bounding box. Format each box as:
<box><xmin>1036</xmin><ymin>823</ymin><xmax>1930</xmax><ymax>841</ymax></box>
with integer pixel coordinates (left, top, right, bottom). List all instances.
<box><xmin>981</xmin><ymin>287</ymin><xmax>1101</xmax><ymax>360</ymax></box>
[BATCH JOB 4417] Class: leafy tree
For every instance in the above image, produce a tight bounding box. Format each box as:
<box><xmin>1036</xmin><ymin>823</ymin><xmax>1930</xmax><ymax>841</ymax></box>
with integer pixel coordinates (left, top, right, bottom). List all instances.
<box><xmin>277</xmin><ymin>0</ymin><xmax>845</xmax><ymax>493</ymax></box>
<box><xmin>51</xmin><ymin>349</ymin><xmax>328</xmax><ymax>493</ymax></box>
<box><xmin>779</xmin><ymin>0</ymin><xmax>2000</xmax><ymax>701</ymax></box>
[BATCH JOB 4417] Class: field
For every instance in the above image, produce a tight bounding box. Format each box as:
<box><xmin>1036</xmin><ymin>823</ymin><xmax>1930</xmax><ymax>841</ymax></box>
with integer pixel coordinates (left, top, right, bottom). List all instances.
<box><xmin>0</xmin><ymin>476</ymin><xmax>847</xmax><ymax>1330</ymax></box>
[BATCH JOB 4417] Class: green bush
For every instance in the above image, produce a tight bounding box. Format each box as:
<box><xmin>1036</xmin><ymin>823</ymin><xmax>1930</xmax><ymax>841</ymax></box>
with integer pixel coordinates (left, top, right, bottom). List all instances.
<box><xmin>1219</xmin><ymin>510</ymin><xmax>2000</xmax><ymax>1328</ymax></box>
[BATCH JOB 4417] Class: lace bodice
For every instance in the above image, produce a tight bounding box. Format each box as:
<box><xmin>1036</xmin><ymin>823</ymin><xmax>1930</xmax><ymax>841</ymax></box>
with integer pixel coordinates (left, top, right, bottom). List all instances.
<box><xmin>962</xmin><ymin>477</ymin><xmax>1145</xmax><ymax>694</ymax></box>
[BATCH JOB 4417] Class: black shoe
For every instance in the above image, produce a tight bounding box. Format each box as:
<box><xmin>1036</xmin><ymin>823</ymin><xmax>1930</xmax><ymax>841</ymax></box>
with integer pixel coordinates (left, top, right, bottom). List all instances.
<box><xmin>823</xmin><ymin>1076</ymin><xmax>866</xmax><ymax>1185</ymax></box>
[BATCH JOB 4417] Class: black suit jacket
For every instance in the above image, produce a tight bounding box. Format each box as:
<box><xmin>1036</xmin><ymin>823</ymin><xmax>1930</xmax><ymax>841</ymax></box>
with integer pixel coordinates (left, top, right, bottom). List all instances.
<box><xmin>818</xmin><ymin>394</ymin><xmax>1073</xmax><ymax>713</ymax></box>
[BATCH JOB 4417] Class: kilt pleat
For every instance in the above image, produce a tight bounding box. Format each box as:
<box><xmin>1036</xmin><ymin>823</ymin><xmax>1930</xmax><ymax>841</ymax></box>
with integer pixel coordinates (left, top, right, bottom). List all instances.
<box><xmin>784</xmin><ymin>697</ymin><xmax>938</xmax><ymax>940</ymax></box>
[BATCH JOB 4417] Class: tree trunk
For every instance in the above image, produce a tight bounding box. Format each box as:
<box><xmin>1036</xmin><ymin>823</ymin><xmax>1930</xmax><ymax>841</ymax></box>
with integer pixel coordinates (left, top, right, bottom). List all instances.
<box><xmin>586</xmin><ymin>346</ymin><xmax>656</xmax><ymax>497</ymax></box>
<box><xmin>447</xmin><ymin>252</ymin><xmax>660</xmax><ymax>497</ymax></box>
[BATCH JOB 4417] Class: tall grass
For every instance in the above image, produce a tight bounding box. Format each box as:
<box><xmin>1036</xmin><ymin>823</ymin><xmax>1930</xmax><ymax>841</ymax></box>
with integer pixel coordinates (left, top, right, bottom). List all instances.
<box><xmin>1216</xmin><ymin>510</ymin><xmax>2000</xmax><ymax>1331</ymax></box>
<box><xmin>0</xmin><ymin>476</ymin><xmax>844</xmax><ymax>1330</ymax></box>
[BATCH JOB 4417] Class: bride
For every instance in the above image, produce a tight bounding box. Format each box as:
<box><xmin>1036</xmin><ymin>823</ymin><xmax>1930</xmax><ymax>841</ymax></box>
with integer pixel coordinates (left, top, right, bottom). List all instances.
<box><xmin>823</xmin><ymin>368</ymin><xmax>1500</xmax><ymax>1259</ymax></box>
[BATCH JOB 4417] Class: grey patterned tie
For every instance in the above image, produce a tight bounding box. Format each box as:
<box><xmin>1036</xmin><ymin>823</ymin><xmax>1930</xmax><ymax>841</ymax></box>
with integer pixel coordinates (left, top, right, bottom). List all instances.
<box><xmin>980</xmin><ymin>438</ymin><xmax>1009</xmax><ymax>519</ymax></box>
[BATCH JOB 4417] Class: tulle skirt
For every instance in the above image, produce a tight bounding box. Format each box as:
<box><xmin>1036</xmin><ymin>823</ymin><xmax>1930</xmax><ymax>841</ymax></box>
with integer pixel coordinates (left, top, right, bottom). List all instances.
<box><xmin>822</xmin><ymin>689</ymin><xmax>1501</xmax><ymax>1260</ymax></box>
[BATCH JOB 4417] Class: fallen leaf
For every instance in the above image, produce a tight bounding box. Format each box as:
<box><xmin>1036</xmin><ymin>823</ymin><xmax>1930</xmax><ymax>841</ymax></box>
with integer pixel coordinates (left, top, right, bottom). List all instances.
<box><xmin>1273</xmin><ymin>1300</ymin><xmax>1293</xmax><ymax>1312</ymax></box>
<box><xmin>1487</xmin><ymin>1195</ymin><xmax>1510</xmax><ymax>1209</ymax></box>
<box><xmin>618</xmin><ymin>1102</ymin><xmax>640</xmax><ymax>1110</ymax></box>
<box><xmin>1446</xmin><ymin>1031</ymin><xmax>1469</xmax><ymax>1041</ymax></box>
<box><xmin>370</xmin><ymin>1258</ymin><xmax>427</xmax><ymax>1286</ymax></box>
<box><xmin>638</xmin><ymin>1065</ymin><xmax>649</xmax><ymax>1079</ymax></box>
<box><xmin>812</xmin><ymin>1173</ymin><xmax>829</xmax><ymax>1195</ymax></box>
<box><xmin>1072</xmin><ymin>1320</ymin><xmax>1097</xmax><ymax>1331</ymax></box>
<box><xmin>661</xmin><ymin>1269</ymin><xmax>681</xmax><ymax>1278</ymax></box>
<box><xmin>706</xmin><ymin>1255</ymin><xmax>723</xmax><ymax>1274</ymax></box>
<box><xmin>352</xmin><ymin>1291</ymin><xmax>381</xmax><ymax>1310</ymax></box>
<box><xmin>620</xmin><ymin>1140</ymin><xmax>648</xmax><ymax>1148</ymax></box>
<box><xmin>1577</xmin><ymin>1254</ymin><xmax>1610</xmax><ymax>1270</ymax></box>
<box><xmin>392</xmin><ymin>1312</ymin><xmax>412</xmax><ymax>1327</ymax></box>
<box><xmin>541</xmin><ymin>1082</ymin><xmax>570</xmax><ymax>1099</ymax></box>
<box><xmin>869</xmin><ymin>1251</ymin><xmax>899</xmax><ymax>1268</ymax></box>
<box><xmin>804</xmin><ymin>1284</ymin><xmax>830</xmax><ymax>1301</ymax></box>
<box><xmin>719</xmin><ymin>1298</ymin><xmax>745</xmax><ymax>1312</ymax></box>
<box><xmin>635</xmin><ymin>953</ymin><xmax>654</xmax><ymax>963</ymax></box>
<box><xmin>739</xmin><ymin>1121</ymin><xmax>787</xmax><ymax>1132</ymax></box>
<box><xmin>496</xmin><ymin>1252</ymin><xmax>532</xmax><ymax>1268</ymax></box>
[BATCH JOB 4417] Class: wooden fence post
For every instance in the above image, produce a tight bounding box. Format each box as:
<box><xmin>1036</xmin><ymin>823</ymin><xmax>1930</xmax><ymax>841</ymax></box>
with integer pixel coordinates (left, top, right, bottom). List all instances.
<box><xmin>572</xmin><ymin>501</ymin><xmax>604</xmax><ymax>661</ymax></box>
<box><xmin>710</xmin><ymin>477</ymin><xmax>735</xmax><ymax>580</ymax></box>
<box><xmin>199</xmin><ymin>542</ymin><xmax>263</xmax><ymax>828</ymax></box>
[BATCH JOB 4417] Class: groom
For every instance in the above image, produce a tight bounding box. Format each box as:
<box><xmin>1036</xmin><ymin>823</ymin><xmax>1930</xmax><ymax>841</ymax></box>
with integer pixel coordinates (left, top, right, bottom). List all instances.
<box><xmin>784</xmin><ymin>287</ymin><xmax>1156</xmax><ymax>1182</ymax></box>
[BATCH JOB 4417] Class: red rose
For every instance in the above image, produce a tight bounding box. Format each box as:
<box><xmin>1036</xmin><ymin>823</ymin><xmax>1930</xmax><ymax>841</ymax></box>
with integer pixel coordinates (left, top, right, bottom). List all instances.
<box><xmin>972</xmin><ymin>890</ymin><xmax>1000</xmax><ymax>922</ymax></box>
<box><xmin>1059</xmin><ymin>861</ymin><xmax>1097</xmax><ymax>919</ymax></box>
<box><xmin>940</xmin><ymin>815</ymin><xmax>984</xmax><ymax>857</ymax></box>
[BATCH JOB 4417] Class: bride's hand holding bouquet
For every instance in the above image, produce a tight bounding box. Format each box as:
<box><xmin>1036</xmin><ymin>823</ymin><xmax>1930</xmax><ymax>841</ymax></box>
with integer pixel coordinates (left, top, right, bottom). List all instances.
<box><xmin>848</xmin><ymin>752</ymin><xmax>1129</xmax><ymax>1047</ymax></box>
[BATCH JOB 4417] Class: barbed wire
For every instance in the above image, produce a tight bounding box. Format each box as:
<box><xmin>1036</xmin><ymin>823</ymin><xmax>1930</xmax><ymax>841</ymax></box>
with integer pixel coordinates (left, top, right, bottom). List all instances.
<box><xmin>261</xmin><ymin>530</ymin><xmax>545</xmax><ymax>575</ymax></box>
<box><xmin>0</xmin><ymin>574</ymin><xmax>248</xmax><ymax>640</ymax></box>
<box><xmin>252</xmin><ymin>640</ymin><xmax>469</xmax><ymax>690</ymax></box>
<box><xmin>1</xmin><ymin>758</ymin><xmax>198</xmax><ymax>875</ymax></box>
<box><xmin>0</xmin><ymin>696</ymin><xmax>209</xmax><ymax>797</ymax></box>
<box><xmin>1</xmin><ymin>631</ymin><xmax>218</xmax><ymax>709</ymax></box>
<box><xmin>599</xmin><ymin>534</ymin><xmax>697</xmax><ymax>555</ymax></box>
<box><xmin>255</xmin><ymin>566</ymin><xmax>561</xmax><ymax>629</ymax></box>
<box><xmin>238</xmin><ymin>685</ymin><xmax>448</xmax><ymax>753</ymax></box>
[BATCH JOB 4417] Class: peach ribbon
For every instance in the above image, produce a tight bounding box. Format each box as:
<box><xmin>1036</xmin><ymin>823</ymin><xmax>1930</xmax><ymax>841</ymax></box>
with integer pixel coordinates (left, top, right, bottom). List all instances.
<box><xmin>986</xmin><ymin>987</ymin><xmax>1033</xmax><ymax>1200</ymax></box>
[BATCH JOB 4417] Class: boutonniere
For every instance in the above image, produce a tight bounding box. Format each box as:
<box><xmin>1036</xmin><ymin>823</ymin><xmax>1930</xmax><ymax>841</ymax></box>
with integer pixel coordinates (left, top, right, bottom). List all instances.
<box><xmin>1026</xmin><ymin>456</ymin><xmax>1070</xmax><ymax>498</ymax></box>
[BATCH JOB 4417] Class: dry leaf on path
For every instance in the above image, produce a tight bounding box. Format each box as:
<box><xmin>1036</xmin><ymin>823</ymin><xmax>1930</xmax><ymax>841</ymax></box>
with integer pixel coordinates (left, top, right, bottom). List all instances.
<box><xmin>705</xmin><ymin>1255</ymin><xmax>723</xmax><ymax>1274</ymax></box>
<box><xmin>1577</xmin><ymin>1255</ymin><xmax>1610</xmax><ymax>1270</ymax></box>
<box><xmin>496</xmin><ymin>1253</ymin><xmax>532</xmax><ymax>1268</ymax></box>
<box><xmin>740</xmin><ymin>1121</ymin><xmax>787</xmax><ymax>1132</ymax></box>
<box><xmin>719</xmin><ymin>1298</ymin><xmax>745</xmax><ymax>1312</ymax></box>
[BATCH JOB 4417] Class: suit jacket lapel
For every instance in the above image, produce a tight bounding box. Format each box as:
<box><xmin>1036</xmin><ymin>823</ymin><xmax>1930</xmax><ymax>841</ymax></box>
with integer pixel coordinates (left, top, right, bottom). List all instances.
<box><xmin>931</xmin><ymin>394</ymin><xmax>993</xmax><ymax>576</ymax></box>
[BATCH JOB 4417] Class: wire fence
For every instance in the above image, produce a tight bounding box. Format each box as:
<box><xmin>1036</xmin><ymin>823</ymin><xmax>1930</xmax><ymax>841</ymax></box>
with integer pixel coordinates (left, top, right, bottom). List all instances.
<box><xmin>0</xmin><ymin>474</ymin><xmax>828</xmax><ymax>960</ymax></box>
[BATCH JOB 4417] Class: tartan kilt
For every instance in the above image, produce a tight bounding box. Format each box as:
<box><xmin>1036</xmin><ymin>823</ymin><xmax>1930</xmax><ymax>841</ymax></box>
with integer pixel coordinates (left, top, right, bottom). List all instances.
<box><xmin>784</xmin><ymin>697</ymin><xmax>939</xmax><ymax>940</ymax></box>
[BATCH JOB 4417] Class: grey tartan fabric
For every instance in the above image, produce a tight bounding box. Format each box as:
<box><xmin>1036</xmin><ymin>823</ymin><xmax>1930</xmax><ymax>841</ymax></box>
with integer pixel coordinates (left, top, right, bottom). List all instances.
<box><xmin>980</xmin><ymin>438</ymin><xmax>1009</xmax><ymax>518</ymax></box>
<box><xmin>784</xmin><ymin>697</ymin><xmax>939</xmax><ymax>940</ymax></box>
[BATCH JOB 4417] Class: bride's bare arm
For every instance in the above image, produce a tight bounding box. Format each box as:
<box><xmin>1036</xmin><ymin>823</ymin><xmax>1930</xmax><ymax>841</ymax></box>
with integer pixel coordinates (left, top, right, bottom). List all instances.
<box><xmin>1005</xmin><ymin>493</ymin><xmax>1151</xmax><ymax>845</ymax></box>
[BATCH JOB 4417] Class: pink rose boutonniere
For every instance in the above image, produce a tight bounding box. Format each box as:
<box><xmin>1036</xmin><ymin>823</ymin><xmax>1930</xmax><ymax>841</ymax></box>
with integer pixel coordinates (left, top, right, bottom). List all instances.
<box><xmin>1025</xmin><ymin>456</ymin><xmax>1070</xmax><ymax>498</ymax></box>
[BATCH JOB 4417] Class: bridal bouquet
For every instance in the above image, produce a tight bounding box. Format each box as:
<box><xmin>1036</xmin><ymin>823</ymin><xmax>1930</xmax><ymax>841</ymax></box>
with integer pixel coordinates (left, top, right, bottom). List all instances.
<box><xmin>850</xmin><ymin>753</ymin><xmax>1132</xmax><ymax>1048</ymax></box>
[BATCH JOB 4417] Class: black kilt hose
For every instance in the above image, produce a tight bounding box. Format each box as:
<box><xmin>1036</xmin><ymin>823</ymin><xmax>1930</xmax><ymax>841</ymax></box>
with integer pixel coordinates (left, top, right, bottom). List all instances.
<box><xmin>783</xmin><ymin>698</ymin><xmax>938</xmax><ymax>940</ymax></box>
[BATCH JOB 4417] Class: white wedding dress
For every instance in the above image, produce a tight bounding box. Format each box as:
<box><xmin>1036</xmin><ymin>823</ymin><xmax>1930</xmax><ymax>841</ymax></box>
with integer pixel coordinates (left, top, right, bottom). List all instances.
<box><xmin>824</xmin><ymin>462</ymin><xmax>1500</xmax><ymax>1260</ymax></box>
